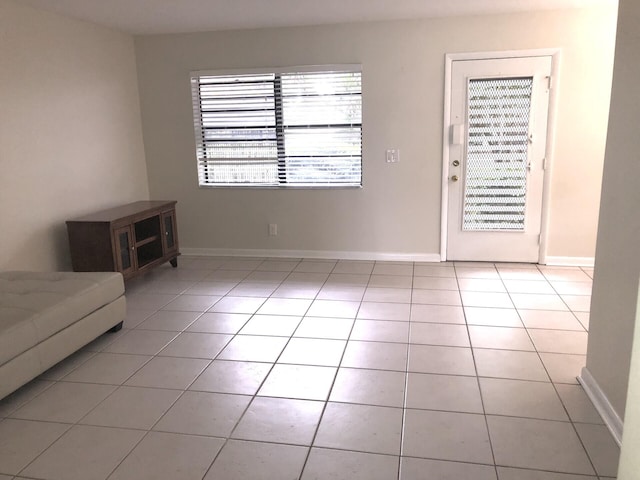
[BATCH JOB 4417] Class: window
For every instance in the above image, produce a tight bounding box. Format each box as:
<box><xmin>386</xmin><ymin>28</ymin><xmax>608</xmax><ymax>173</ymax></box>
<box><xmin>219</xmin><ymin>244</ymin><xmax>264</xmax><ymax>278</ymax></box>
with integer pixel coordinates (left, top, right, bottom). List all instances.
<box><xmin>190</xmin><ymin>66</ymin><xmax>362</xmax><ymax>187</ymax></box>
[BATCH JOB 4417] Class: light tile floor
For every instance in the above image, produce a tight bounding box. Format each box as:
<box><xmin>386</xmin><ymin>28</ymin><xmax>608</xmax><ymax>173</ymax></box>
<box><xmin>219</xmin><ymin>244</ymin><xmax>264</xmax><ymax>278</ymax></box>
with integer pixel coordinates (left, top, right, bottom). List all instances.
<box><xmin>0</xmin><ymin>258</ymin><xmax>621</xmax><ymax>480</ymax></box>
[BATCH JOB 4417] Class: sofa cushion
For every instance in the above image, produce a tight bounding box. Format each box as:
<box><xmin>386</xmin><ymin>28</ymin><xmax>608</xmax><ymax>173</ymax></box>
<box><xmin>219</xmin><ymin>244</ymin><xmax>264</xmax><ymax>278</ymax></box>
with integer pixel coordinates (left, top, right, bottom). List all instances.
<box><xmin>0</xmin><ymin>271</ymin><xmax>124</xmax><ymax>366</ymax></box>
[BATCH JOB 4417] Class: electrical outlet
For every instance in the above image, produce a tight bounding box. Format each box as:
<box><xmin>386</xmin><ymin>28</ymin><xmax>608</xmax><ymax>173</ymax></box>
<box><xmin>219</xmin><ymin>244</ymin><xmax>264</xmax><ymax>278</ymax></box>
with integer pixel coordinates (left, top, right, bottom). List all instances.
<box><xmin>268</xmin><ymin>223</ymin><xmax>278</xmax><ymax>236</ymax></box>
<box><xmin>386</xmin><ymin>149</ymin><xmax>400</xmax><ymax>163</ymax></box>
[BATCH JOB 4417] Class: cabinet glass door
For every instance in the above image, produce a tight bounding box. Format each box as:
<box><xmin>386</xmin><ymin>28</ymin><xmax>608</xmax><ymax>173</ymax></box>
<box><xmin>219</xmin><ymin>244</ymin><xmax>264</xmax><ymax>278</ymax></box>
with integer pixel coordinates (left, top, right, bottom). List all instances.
<box><xmin>162</xmin><ymin>210</ymin><xmax>178</xmax><ymax>253</ymax></box>
<box><xmin>114</xmin><ymin>226</ymin><xmax>135</xmax><ymax>274</ymax></box>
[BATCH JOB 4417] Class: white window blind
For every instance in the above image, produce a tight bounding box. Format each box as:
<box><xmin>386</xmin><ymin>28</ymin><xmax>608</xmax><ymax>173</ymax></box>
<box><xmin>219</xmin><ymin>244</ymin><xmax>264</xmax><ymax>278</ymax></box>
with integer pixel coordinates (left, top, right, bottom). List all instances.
<box><xmin>191</xmin><ymin>66</ymin><xmax>362</xmax><ymax>187</ymax></box>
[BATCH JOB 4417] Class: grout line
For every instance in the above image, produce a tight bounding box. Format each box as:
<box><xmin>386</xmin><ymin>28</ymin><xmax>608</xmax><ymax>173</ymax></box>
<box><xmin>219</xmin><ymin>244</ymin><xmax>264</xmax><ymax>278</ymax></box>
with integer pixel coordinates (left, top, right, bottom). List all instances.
<box><xmin>295</xmin><ymin>259</ymin><xmax>374</xmax><ymax>479</ymax></box>
<box><xmin>398</xmin><ymin>261</ymin><xmax>416</xmax><ymax>480</ymax></box>
<box><xmin>166</xmin><ymin>256</ymin><xmax>290</xmax><ymax>480</ymax></box>
<box><xmin>4</xmin><ymin>257</ymin><xmax>608</xmax><ymax>480</ymax></box>
<box><xmin>492</xmin><ymin>263</ymin><xmax>600</xmax><ymax>477</ymax></box>
<box><xmin>14</xmin><ymin>260</ymin><xmax>258</xmax><ymax>478</ymax></box>
<box><xmin>455</xmin><ymin>262</ymin><xmax>499</xmax><ymax>478</ymax></box>
<box><xmin>535</xmin><ymin>264</ymin><xmax>602</xmax><ymax>477</ymax></box>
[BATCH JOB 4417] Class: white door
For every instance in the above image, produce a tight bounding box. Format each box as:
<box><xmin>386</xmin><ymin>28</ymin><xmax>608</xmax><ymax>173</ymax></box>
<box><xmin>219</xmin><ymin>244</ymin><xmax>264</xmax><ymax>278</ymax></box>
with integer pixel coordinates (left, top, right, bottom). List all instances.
<box><xmin>446</xmin><ymin>56</ymin><xmax>552</xmax><ymax>262</ymax></box>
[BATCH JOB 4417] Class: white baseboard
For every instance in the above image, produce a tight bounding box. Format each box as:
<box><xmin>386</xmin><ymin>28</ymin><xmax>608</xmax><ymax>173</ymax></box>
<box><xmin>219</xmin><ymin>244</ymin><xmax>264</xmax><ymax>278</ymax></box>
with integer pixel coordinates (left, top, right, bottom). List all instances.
<box><xmin>180</xmin><ymin>247</ymin><xmax>442</xmax><ymax>263</ymax></box>
<box><xmin>543</xmin><ymin>256</ymin><xmax>595</xmax><ymax>267</ymax></box>
<box><xmin>578</xmin><ymin>367</ymin><xmax>623</xmax><ymax>446</ymax></box>
<box><xmin>182</xmin><ymin>248</ymin><xmax>593</xmax><ymax>266</ymax></box>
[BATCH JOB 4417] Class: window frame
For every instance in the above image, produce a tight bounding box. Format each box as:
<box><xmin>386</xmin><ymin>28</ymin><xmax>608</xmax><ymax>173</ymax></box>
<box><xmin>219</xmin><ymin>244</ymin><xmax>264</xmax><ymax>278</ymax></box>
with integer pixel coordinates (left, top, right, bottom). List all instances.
<box><xmin>190</xmin><ymin>64</ymin><xmax>363</xmax><ymax>189</ymax></box>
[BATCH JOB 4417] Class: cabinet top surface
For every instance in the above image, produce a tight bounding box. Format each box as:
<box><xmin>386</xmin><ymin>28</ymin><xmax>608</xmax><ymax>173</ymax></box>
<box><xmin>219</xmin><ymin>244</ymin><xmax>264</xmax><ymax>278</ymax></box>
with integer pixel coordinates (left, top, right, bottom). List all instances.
<box><xmin>67</xmin><ymin>200</ymin><xmax>177</xmax><ymax>223</ymax></box>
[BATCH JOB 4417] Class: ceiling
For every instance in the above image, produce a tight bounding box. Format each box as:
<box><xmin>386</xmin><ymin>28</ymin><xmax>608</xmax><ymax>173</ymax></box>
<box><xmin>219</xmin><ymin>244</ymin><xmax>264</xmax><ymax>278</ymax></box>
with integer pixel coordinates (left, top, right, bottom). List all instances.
<box><xmin>21</xmin><ymin>0</ymin><xmax>616</xmax><ymax>35</ymax></box>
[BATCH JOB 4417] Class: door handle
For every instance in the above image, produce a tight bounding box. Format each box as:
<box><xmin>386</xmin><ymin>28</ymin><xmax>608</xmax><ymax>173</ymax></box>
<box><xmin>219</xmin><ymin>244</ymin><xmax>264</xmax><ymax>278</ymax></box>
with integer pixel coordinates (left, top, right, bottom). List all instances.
<box><xmin>451</xmin><ymin>175</ymin><xmax>459</xmax><ymax>182</ymax></box>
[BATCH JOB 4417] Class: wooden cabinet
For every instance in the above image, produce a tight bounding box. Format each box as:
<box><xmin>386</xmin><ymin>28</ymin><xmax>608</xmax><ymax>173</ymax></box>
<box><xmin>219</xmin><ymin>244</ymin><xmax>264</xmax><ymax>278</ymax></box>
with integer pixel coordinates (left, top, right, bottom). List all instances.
<box><xmin>67</xmin><ymin>201</ymin><xmax>180</xmax><ymax>280</ymax></box>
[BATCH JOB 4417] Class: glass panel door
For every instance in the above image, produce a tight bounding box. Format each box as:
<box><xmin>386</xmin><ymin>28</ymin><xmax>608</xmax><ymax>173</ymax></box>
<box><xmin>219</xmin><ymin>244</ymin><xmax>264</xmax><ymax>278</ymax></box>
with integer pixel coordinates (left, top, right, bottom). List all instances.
<box><xmin>446</xmin><ymin>56</ymin><xmax>552</xmax><ymax>262</ymax></box>
<box><xmin>463</xmin><ymin>77</ymin><xmax>533</xmax><ymax>231</ymax></box>
<box><xmin>114</xmin><ymin>226</ymin><xmax>135</xmax><ymax>274</ymax></box>
<box><xmin>162</xmin><ymin>210</ymin><xmax>178</xmax><ymax>254</ymax></box>
<box><xmin>164</xmin><ymin>215</ymin><xmax>175</xmax><ymax>249</ymax></box>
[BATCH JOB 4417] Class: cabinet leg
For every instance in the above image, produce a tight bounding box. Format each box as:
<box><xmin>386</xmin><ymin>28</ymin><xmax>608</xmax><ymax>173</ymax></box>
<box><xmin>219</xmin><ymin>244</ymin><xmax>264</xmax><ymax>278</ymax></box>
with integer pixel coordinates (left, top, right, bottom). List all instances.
<box><xmin>170</xmin><ymin>257</ymin><xmax>178</xmax><ymax>268</ymax></box>
<box><xmin>108</xmin><ymin>321</ymin><xmax>123</xmax><ymax>333</ymax></box>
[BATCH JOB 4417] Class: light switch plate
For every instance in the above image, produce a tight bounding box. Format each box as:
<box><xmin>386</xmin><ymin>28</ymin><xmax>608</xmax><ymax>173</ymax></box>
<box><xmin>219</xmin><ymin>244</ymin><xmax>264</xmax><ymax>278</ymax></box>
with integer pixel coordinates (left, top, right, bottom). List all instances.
<box><xmin>386</xmin><ymin>149</ymin><xmax>400</xmax><ymax>163</ymax></box>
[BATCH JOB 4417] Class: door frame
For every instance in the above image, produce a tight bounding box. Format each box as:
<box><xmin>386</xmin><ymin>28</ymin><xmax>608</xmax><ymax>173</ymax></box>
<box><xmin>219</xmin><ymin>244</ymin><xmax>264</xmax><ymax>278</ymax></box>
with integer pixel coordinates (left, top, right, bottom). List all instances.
<box><xmin>440</xmin><ymin>49</ymin><xmax>562</xmax><ymax>264</ymax></box>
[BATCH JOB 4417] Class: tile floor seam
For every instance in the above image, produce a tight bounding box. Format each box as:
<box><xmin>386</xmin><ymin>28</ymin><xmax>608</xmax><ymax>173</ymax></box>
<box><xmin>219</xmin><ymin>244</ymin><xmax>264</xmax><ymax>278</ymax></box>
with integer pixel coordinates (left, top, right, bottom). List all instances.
<box><xmin>140</xmin><ymin>293</ymin><xmax>273</xmax><ymax>480</ymax></box>
<box><xmin>562</xmin><ymin>406</ymin><xmax>605</xmax><ymax>476</ymax></box>
<box><xmin>455</xmin><ymin>262</ymin><xmax>500</xmax><ymax>479</ymax></box>
<box><xmin>504</xmin><ymin>265</ymin><xmax>553</xmax><ymax>383</ymax></box>
<box><xmin>295</xmin><ymin>260</ymin><xmax>372</xmax><ymax>479</ymax></box>
<box><xmin>126</xmin><ymin>358</ymin><xmax>214</xmax><ymax>430</ymax></box>
<box><xmin>0</xmin><ymin>380</ymin><xmax>58</xmax><ymax>419</ymax></box>
<box><xmin>495</xmin><ymin>465</ymin><xmax>599</xmax><ymax>478</ymax></box>
<box><xmin>516</xmin><ymin>264</ymin><xmax>600</xmax><ymax>477</ymax></box>
<box><xmin>7</xmin><ymin>381</ymin><xmax>117</xmax><ymax>474</ymax></box>
<box><xmin>396</xmin><ymin>261</ymin><xmax>415</xmax><ymax>480</ymax></box>
<box><xmin>400</xmin><ymin>452</ymin><xmax>498</xmax><ymax>467</ymax></box>
<box><xmin>194</xmin><ymin>258</ymin><xmax>331</xmax><ymax>478</ymax></box>
<box><xmin>2</xmin><ymin>420</ymin><xmax>74</xmax><ymax>478</ymax></box>
<box><xmin>524</xmin><ymin>325</ymin><xmax>589</xmax><ymax>333</ymax></box>
<box><xmin>1</xmin><ymin>257</ymin><xmax>617</xmax><ymax>480</ymax></box>
<box><xmin>63</xmin><ymin>357</ymin><xmax>173</xmax><ymax>415</ymax></box>
<box><xmin>12</xmin><ymin>346</ymin><xmax>214</xmax><ymax>478</ymax></box>
<box><xmin>98</xmin><ymin>428</ymin><xmax>166</xmax><ymax>480</ymax></box>
<box><xmin>503</xmin><ymin>269</ymin><xmax>588</xmax><ymax>394</ymax></box>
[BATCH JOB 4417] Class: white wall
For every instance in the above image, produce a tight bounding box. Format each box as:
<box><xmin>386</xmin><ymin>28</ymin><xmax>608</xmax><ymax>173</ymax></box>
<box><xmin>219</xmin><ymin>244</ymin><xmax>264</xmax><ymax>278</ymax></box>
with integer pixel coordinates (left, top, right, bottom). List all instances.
<box><xmin>619</xmin><ymin>282</ymin><xmax>640</xmax><ymax>478</ymax></box>
<box><xmin>586</xmin><ymin>0</ymin><xmax>640</xmax><ymax>426</ymax></box>
<box><xmin>0</xmin><ymin>0</ymin><xmax>149</xmax><ymax>271</ymax></box>
<box><xmin>134</xmin><ymin>7</ymin><xmax>617</xmax><ymax>259</ymax></box>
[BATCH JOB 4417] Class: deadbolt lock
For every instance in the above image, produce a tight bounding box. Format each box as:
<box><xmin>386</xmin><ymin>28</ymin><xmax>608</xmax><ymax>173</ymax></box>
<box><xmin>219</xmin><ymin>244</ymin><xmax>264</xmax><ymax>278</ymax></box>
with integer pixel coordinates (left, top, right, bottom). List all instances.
<box><xmin>452</xmin><ymin>160</ymin><xmax>460</xmax><ymax>167</ymax></box>
<box><xmin>451</xmin><ymin>175</ymin><xmax>459</xmax><ymax>182</ymax></box>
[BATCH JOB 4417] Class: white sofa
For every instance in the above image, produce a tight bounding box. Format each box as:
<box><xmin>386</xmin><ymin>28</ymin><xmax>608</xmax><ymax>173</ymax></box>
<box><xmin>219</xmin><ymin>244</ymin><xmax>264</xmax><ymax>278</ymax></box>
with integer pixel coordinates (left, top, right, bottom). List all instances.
<box><xmin>0</xmin><ymin>271</ymin><xmax>125</xmax><ymax>400</ymax></box>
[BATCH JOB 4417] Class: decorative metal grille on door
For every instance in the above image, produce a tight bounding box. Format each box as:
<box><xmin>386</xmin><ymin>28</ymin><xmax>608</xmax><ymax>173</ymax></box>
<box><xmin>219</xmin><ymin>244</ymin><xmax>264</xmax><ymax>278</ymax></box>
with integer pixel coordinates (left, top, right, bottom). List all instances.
<box><xmin>463</xmin><ymin>77</ymin><xmax>533</xmax><ymax>231</ymax></box>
